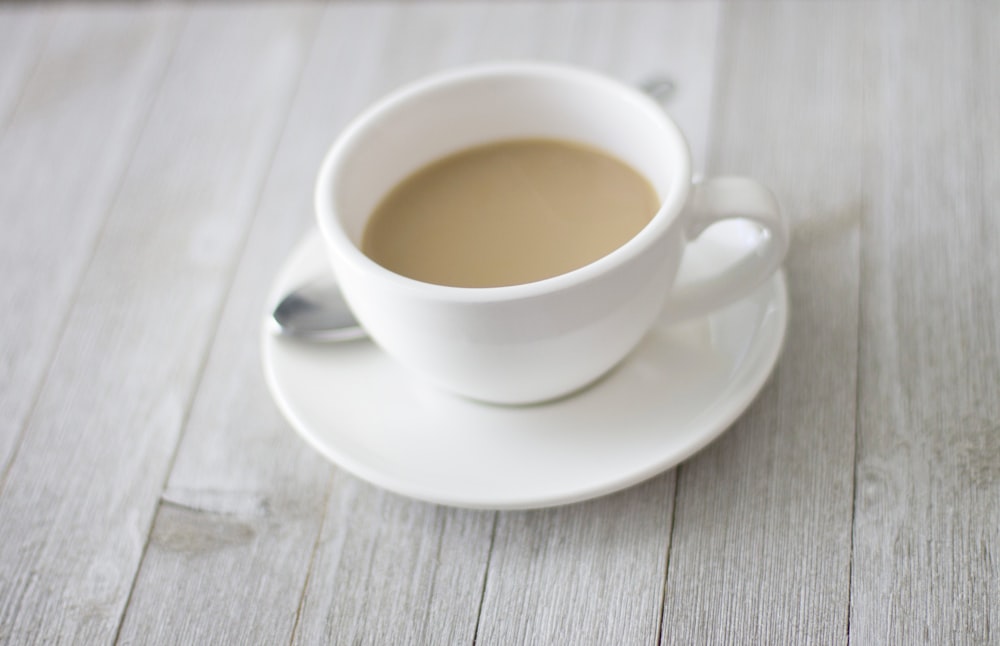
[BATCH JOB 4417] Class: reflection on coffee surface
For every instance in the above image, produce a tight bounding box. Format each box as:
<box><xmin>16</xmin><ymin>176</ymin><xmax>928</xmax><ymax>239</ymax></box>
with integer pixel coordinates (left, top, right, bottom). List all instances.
<box><xmin>361</xmin><ymin>139</ymin><xmax>658</xmax><ymax>287</ymax></box>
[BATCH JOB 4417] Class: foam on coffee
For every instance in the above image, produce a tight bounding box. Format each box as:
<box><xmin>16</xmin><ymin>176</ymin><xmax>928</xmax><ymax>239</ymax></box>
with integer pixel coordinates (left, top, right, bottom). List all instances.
<box><xmin>361</xmin><ymin>138</ymin><xmax>659</xmax><ymax>287</ymax></box>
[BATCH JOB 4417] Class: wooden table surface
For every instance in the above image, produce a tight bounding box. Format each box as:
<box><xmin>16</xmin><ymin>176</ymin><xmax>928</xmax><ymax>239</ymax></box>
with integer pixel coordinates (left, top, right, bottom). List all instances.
<box><xmin>1</xmin><ymin>2</ymin><xmax>997</xmax><ymax>644</ymax></box>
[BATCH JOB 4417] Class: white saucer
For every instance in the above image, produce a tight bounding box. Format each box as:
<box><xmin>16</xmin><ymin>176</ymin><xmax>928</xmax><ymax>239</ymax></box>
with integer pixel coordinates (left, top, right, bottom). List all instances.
<box><xmin>262</xmin><ymin>225</ymin><xmax>788</xmax><ymax>510</ymax></box>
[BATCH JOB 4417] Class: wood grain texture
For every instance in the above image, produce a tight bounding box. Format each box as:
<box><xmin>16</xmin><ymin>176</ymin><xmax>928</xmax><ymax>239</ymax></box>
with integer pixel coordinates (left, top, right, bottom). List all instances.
<box><xmin>292</xmin><ymin>472</ymin><xmax>495</xmax><ymax>645</ymax></box>
<box><xmin>120</xmin><ymin>4</ymin><xmax>506</xmax><ymax>644</ymax></box>
<box><xmin>0</xmin><ymin>5</ymin><xmax>316</xmax><ymax>643</ymax></box>
<box><xmin>0</xmin><ymin>6</ymin><xmax>45</xmax><ymax>131</ymax></box>
<box><xmin>1</xmin><ymin>2</ymin><xmax>996</xmax><ymax>645</ymax></box>
<box><xmin>851</xmin><ymin>4</ymin><xmax>1000</xmax><ymax>643</ymax></box>
<box><xmin>478</xmin><ymin>477</ymin><xmax>675</xmax><ymax>645</ymax></box>
<box><xmin>661</xmin><ymin>3</ymin><xmax>865</xmax><ymax>643</ymax></box>
<box><xmin>117</xmin><ymin>5</ymin><xmax>453</xmax><ymax>644</ymax></box>
<box><xmin>0</xmin><ymin>3</ymin><xmax>182</xmax><ymax>488</ymax></box>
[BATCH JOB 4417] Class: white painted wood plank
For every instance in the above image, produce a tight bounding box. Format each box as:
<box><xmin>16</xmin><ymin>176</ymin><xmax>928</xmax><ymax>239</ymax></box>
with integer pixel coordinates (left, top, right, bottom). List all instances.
<box><xmin>660</xmin><ymin>3</ymin><xmax>865</xmax><ymax>642</ymax></box>
<box><xmin>292</xmin><ymin>472</ymin><xmax>495</xmax><ymax>645</ymax></box>
<box><xmin>471</xmin><ymin>3</ymin><xmax>720</xmax><ymax>644</ymax></box>
<box><xmin>0</xmin><ymin>6</ymin><xmax>46</xmax><ymax>130</ymax></box>
<box><xmin>478</xmin><ymin>478</ymin><xmax>675</xmax><ymax>645</ymax></box>
<box><xmin>367</xmin><ymin>0</ymin><xmax>489</xmax><ymax>96</ymax></box>
<box><xmin>119</xmin><ymin>4</ymin><xmax>516</xmax><ymax>644</ymax></box>
<box><xmin>0</xmin><ymin>5</ymin><xmax>318</xmax><ymax>643</ymax></box>
<box><xmin>9</xmin><ymin>3</ymin><xmax>992</xmax><ymax>643</ymax></box>
<box><xmin>117</xmin><ymin>5</ymin><xmax>483</xmax><ymax>644</ymax></box>
<box><xmin>851</xmin><ymin>4</ymin><xmax>1000</xmax><ymax>643</ymax></box>
<box><xmin>0</xmin><ymin>4</ymin><xmax>182</xmax><ymax>486</ymax></box>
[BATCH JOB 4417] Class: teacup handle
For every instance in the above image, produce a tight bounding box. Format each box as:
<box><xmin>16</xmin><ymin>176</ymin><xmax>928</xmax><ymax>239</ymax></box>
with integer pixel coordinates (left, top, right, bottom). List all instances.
<box><xmin>664</xmin><ymin>176</ymin><xmax>789</xmax><ymax>322</ymax></box>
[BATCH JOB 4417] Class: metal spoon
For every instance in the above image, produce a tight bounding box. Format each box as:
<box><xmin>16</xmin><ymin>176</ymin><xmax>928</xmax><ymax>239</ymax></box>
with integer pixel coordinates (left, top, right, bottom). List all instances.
<box><xmin>271</xmin><ymin>76</ymin><xmax>677</xmax><ymax>341</ymax></box>
<box><xmin>270</xmin><ymin>275</ymin><xmax>366</xmax><ymax>342</ymax></box>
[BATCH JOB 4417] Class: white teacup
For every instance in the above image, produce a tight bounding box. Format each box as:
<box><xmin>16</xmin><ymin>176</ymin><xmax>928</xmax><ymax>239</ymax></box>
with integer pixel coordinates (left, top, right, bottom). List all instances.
<box><xmin>315</xmin><ymin>62</ymin><xmax>788</xmax><ymax>405</ymax></box>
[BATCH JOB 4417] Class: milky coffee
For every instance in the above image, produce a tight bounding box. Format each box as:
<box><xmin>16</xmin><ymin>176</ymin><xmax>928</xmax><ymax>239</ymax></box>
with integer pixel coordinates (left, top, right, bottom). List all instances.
<box><xmin>361</xmin><ymin>138</ymin><xmax>659</xmax><ymax>288</ymax></box>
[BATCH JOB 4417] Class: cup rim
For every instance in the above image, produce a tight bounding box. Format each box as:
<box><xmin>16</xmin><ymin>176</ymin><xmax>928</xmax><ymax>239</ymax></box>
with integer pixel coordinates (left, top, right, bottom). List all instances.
<box><xmin>315</xmin><ymin>60</ymin><xmax>692</xmax><ymax>303</ymax></box>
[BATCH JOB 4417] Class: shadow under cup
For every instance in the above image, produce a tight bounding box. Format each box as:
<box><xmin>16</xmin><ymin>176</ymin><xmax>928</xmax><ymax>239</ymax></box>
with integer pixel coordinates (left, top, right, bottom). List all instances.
<box><xmin>315</xmin><ymin>63</ymin><xmax>694</xmax><ymax>404</ymax></box>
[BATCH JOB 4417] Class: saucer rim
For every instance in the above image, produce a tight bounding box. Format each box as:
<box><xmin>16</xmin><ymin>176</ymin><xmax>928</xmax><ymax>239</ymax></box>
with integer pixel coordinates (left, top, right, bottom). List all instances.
<box><xmin>261</xmin><ymin>232</ymin><xmax>788</xmax><ymax>510</ymax></box>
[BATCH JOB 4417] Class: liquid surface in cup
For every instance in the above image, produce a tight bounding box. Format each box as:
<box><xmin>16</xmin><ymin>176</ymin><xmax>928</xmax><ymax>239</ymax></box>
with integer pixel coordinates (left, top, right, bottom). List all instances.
<box><xmin>361</xmin><ymin>138</ymin><xmax>659</xmax><ymax>287</ymax></box>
